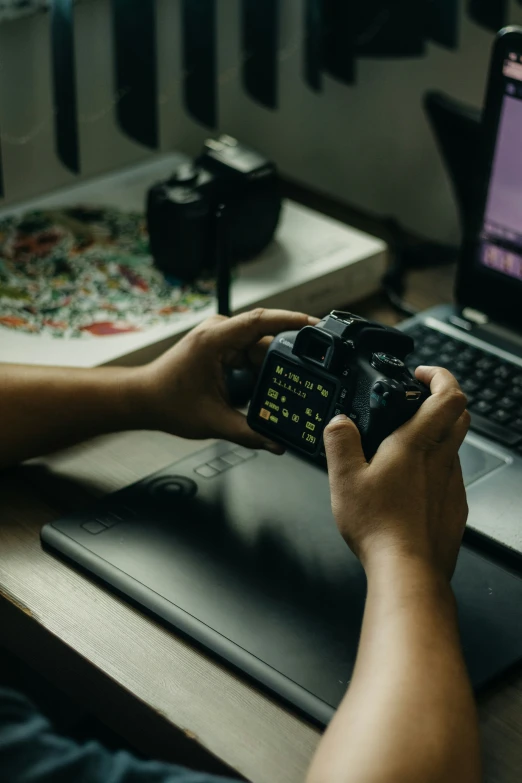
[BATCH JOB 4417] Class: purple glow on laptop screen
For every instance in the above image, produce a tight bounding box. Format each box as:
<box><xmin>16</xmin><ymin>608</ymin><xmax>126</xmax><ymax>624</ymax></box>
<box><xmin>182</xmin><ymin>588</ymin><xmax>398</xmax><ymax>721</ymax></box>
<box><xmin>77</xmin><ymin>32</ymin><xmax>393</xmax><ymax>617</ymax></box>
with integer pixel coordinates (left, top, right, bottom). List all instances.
<box><xmin>481</xmin><ymin>57</ymin><xmax>522</xmax><ymax>282</ymax></box>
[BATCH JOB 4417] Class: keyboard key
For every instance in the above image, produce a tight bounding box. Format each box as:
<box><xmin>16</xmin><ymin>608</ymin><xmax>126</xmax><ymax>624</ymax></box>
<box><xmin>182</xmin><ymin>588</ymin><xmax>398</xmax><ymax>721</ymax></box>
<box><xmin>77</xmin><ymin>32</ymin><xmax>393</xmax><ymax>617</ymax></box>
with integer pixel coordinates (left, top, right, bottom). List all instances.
<box><xmin>418</xmin><ymin>345</ymin><xmax>436</xmax><ymax>360</ymax></box>
<box><xmin>493</xmin><ymin>377</ymin><xmax>509</xmax><ymax>391</ymax></box>
<box><xmin>512</xmin><ymin>374</ymin><xmax>522</xmax><ymax>386</ymax></box>
<box><xmin>455</xmin><ymin>359</ymin><xmax>473</xmax><ymax>374</ymax></box>
<box><xmin>510</xmin><ymin>386</ymin><xmax>522</xmax><ymax>400</ymax></box>
<box><xmin>438</xmin><ymin>353</ymin><xmax>455</xmax><ymax>366</ymax></box>
<box><xmin>491</xmin><ymin>409</ymin><xmax>513</xmax><ymax>425</ymax></box>
<box><xmin>461</xmin><ymin>379</ymin><xmax>480</xmax><ymax>394</ymax></box>
<box><xmin>471</xmin><ymin>400</ymin><xmax>493</xmax><ymax>416</ymax></box>
<box><xmin>477</xmin><ymin>388</ymin><xmax>498</xmax><ymax>402</ymax></box>
<box><xmin>476</xmin><ymin>357</ymin><xmax>496</xmax><ymax>371</ymax></box>
<box><xmin>471</xmin><ymin>369</ymin><xmax>490</xmax><ymax>383</ymax></box>
<box><xmin>440</xmin><ymin>340</ymin><xmax>458</xmax><ymax>354</ymax></box>
<box><xmin>511</xmin><ymin>418</ymin><xmax>522</xmax><ymax>433</ymax></box>
<box><xmin>461</xmin><ymin>348</ymin><xmax>480</xmax><ymax>362</ymax></box>
<box><xmin>494</xmin><ymin>365</ymin><xmax>513</xmax><ymax>380</ymax></box>
<box><xmin>498</xmin><ymin>397</ymin><xmax>516</xmax><ymax>411</ymax></box>
<box><xmin>470</xmin><ymin>413</ymin><xmax>522</xmax><ymax>446</ymax></box>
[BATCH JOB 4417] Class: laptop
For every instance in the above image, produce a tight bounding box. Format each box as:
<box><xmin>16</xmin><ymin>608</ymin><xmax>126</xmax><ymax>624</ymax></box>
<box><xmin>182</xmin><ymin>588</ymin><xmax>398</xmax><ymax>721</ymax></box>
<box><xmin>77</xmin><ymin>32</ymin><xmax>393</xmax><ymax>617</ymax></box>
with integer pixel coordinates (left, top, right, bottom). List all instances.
<box><xmin>400</xmin><ymin>26</ymin><xmax>522</xmax><ymax>559</ymax></box>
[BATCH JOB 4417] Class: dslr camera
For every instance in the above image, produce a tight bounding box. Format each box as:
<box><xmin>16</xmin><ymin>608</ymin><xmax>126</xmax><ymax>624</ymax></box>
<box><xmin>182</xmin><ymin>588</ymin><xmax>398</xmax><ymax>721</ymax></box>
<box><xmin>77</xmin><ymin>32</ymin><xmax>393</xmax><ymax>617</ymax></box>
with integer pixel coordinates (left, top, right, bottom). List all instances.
<box><xmin>146</xmin><ymin>135</ymin><xmax>282</xmax><ymax>282</ymax></box>
<box><xmin>247</xmin><ymin>311</ymin><xmax>429</xmax><ymax>460</ymax></box>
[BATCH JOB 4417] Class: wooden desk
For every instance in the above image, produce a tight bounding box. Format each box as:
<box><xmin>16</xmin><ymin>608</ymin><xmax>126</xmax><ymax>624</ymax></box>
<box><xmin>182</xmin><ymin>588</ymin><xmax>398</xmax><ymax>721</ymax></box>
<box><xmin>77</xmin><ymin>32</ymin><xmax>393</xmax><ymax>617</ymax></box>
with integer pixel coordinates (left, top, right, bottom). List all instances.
<box><xmin>1</xmin><ymin>264</ymin><xmax>522</xmax><ymax>783</ymax></box>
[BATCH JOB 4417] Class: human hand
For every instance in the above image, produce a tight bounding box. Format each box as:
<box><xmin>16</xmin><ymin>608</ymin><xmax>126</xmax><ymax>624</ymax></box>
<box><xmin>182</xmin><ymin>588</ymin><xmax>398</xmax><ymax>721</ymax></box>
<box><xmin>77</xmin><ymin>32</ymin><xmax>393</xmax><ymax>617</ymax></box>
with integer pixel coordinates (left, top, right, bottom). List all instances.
<box><xmin>323</xmin><ymin>367</ymin><xmax>470</xmax><ymax>581</ymax></box>
<box><xmin>134</xmin><ymin>308</ymin><xmax>317</xmax><ymax>453</ymax></box>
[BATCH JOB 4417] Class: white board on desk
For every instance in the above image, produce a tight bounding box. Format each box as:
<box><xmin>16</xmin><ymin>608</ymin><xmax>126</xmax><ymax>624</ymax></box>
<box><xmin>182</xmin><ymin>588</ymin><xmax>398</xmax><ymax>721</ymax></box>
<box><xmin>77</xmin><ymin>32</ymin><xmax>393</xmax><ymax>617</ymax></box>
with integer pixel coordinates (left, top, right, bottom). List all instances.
<box><xmin>0</xmin><ymin>154</ymin><xmax>387</xmax><ymax>368</ymax></box>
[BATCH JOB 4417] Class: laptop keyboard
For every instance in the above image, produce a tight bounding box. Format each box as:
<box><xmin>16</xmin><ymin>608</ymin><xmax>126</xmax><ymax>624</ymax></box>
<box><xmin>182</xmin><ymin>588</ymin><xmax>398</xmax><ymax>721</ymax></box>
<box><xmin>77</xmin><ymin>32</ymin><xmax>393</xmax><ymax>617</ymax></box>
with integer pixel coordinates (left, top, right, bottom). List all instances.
<box><xmin>405</xmin><ymin>323</ymin><xmax>522</xmax><ymax>456</ymax></box>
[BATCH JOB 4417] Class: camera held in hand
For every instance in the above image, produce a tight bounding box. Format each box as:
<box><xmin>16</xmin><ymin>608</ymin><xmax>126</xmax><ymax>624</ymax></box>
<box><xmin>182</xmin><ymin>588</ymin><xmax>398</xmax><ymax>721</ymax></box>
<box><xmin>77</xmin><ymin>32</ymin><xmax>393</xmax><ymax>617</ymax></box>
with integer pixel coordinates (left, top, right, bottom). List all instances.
<box><xmin>247</xmin><ymin>311</ymin><xmax>429</xmax><ymax>461</ymax></box>
<box><xmin>146</xmin><ymin>135</ymin><xmax>282</xmax><ymax>283</ymax></box>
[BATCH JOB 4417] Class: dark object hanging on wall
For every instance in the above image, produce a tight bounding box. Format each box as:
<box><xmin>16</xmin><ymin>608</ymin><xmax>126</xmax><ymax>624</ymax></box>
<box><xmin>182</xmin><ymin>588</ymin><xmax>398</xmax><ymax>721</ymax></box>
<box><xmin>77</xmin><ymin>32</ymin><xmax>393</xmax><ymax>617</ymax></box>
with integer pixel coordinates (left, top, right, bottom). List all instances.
<box><xmin>424</xmin><ymin>91</ymin><xmax>483</xmax><ymax>235</ymax></box>
<box><xmin>111</xmin><ymin>0</ymin><xmax>158</xmax><ymax>149</ymax></box>
<box><xmin>468</xmin><ymin>0</ymin><xmax>508</xmax><ymax>32</ymax></box>
<box><xmin>242</xmin><ymin>0</ymin><xmax>279</xmax><ymax>109</ymax></box>
<box><xmin>355</xmin><ymin>1</ymin><xmax>425</xmax><ymax>58</ymax></box>
<box><xmin>322</xmin><ymin>0</ymin><xmax>355</xmax><ymax>83</ymax></box>
<box><xmin>426</xmin><ymin>0</ymin><xmax>459</xmax><ymax>50</ymax></box>
<box><xmin>182</xmin><ymin>0</ymin><xmax>217</xmax><ymax>128</ymax></box>
<box><xmin>51</xmin><ymin>0</ymin><xmax>79</xmax><ymax>173</ymax></box>
<box><xmin>0</xmin><ymin>137</ymin><xmax>4</xmax><ymax>199</ymax></box>
<box><xmin>304</xmin><ymin>0</ymin><xmax>323</xmax><ymax>91</ymax></box>
<box><xmin>383</xmin><ymin>90</ymin><xmax>484</xmax><ymax>317</ymax></box>
<box><xmin>146</xmin><ymin>136</ymin><xmax>282</xmax><ymax>283</ymax></box>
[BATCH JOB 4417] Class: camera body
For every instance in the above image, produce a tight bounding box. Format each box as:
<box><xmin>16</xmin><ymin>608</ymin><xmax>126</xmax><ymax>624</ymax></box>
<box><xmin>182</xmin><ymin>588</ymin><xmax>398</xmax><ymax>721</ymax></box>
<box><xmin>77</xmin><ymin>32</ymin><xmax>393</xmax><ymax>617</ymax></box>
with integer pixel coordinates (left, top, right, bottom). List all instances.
<box><xmin>146</xmin><ymin>135</ymin><xmax>282</xmax><ymax>282</ymax></box>
<box><xmin>247</xmin><ymin>311</ymin><xmax>429</xmax><ymax>461</ymax></box>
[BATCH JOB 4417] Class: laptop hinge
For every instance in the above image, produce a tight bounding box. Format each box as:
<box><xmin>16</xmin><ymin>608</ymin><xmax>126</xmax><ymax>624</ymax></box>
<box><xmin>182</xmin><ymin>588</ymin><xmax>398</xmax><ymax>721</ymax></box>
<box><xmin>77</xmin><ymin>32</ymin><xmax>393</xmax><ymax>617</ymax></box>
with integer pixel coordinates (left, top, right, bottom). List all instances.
<box><xmin>462</xmin><ymin>307</ymin><xmax>489</xmax><ymax>326</ymax></box>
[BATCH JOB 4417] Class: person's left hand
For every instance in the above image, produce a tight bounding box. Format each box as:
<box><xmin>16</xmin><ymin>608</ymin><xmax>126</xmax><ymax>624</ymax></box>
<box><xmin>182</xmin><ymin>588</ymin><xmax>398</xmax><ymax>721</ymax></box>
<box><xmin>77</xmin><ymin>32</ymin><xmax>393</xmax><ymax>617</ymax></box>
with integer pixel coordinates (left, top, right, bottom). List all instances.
<box><xmin>133</xmin><ymin>308</ymin><xmax>317</xmax><ymax>452</ymax></box>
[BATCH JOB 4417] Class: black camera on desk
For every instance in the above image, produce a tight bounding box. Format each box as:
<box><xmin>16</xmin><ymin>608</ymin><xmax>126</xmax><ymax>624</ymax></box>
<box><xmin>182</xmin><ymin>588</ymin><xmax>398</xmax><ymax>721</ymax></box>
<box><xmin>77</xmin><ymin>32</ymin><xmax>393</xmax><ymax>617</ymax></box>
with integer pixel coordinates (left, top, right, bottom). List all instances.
<box><xmin>247</xmin><ymin>311</ymin><xmax>429</xmax><ymax>460</ymax></box>
<box><xmin>146</xmin><ymin>136</ymin><xmax>282</xmax><ymax>282</ymax></box>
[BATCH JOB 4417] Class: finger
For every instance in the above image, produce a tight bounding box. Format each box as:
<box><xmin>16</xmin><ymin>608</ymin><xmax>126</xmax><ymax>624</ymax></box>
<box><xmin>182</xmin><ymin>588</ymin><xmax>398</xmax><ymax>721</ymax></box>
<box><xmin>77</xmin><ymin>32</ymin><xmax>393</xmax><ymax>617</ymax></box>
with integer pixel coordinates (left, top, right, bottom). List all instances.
<box><xmin>450</xmin><ymin>409</ymin><xmax>471</xmax><ymax>451</ymax></box>
<box><xmin>407</xmin><ymin>366</ymin><xmax>468</xmax><ymax>446</ymax></box>
<box><xmin>415</xmin><ymin>365</ymin><xmax>465</xmax><ymax>395</ymax></box>
<box><xmin>323</xmin><ymin>414</ymin><xmax>367</xmax><ymax>488</ymax></box>
<box><xmin>207</xmin><ymin>308</ymin><xmax>319</xmax><ymax>350</ymax></box>
<box><xmin>213</xmin><ymin>405</ymin><xmax>285</xmax><ymax>454</ymax></box>
<box><xmin>448</xmin><ymin>457</ymin><xmax>469</xmax><ymax>536</ymax></box>
<box><xmin>247</xmin><ymin>336</ymin><xmax>274</xmax><ymax>368</ymax></box>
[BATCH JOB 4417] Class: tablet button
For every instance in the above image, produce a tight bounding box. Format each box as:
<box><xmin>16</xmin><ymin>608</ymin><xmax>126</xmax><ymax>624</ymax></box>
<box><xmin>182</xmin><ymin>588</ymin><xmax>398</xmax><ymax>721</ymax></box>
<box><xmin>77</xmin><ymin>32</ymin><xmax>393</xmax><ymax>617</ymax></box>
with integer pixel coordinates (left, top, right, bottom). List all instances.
<box><xmin>233</xmin><ymin>448</ymin><xmax>256</xmax><ymax>460</ymax></box>
<box><xmin>207</xmin><ymin>458</ymin><xmax>230</xmax><ymax>473</ymax></box>
<box><xmin>195</xmin><ymin>464</ymin><xmax>219</xmax><ymax>478</ymax></box>
<box><xmin>81</xmin><ymin>521</ymin><xmax>107</xmax><ymax>535</ymax></box>
<box><xmin>221</xmin><ymin>451</ymin><xmax>244</xmax><ymax>466</ymax></box>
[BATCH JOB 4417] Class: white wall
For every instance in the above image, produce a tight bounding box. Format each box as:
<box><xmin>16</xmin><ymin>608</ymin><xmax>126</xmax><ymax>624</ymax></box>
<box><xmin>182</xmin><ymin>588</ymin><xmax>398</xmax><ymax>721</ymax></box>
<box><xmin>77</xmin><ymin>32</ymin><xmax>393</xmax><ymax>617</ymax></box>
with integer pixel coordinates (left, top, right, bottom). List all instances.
<box><xmin>0</xmin><ymin>1</ymin><xmax>521</xmax><ymax>242</ymax></box>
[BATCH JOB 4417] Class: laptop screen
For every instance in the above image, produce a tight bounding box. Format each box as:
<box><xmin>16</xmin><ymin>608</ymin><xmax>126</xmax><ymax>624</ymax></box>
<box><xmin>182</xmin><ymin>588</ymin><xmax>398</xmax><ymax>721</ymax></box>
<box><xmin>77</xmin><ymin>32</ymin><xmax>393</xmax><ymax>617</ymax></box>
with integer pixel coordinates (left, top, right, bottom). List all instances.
<box><xmin>480</xmin><ymin>53</ymin><xmax>522</xmax><ymax>282</ymax></box>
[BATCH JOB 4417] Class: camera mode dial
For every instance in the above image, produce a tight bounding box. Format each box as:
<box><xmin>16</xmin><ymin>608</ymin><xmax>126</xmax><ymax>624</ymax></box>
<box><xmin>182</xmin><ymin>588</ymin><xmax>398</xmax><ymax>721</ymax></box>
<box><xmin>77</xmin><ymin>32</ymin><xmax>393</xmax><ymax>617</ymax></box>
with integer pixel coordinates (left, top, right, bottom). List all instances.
<box><xmin>371</xmin><ymin>352</ymin><xmax>405</xmax><ymax>377</ymax></box>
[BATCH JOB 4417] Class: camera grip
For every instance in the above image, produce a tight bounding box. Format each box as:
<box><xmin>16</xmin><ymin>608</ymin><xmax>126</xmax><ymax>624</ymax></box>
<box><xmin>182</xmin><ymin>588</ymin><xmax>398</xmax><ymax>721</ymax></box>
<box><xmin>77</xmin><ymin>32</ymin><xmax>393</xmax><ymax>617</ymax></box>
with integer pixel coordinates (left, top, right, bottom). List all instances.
<box><xmin>226</xmin><ymin>368</ymin><xmax>256</xmax><ymax>408</ymax></box>
<box><xmin>358</xmin><ymin>379</ymin><xmax>426</xmax><ymax>459</ymax></box>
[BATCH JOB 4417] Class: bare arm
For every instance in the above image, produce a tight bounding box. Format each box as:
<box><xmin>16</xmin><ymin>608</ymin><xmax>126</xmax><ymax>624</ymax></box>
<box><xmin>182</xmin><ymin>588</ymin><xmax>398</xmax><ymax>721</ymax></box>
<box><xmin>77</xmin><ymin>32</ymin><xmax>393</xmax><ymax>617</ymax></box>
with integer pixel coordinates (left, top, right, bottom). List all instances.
<box><xmin>0</xmin><ymin>309</ymin><xmax>314</xmax><ymax>470</ymax></box>
<box><xmin>0</xmin><ymin>363</ymin><xmax>143</xmax><ymax>469</ymax></box>
<box><xmin>306</xmin><ymin>367</ymin><xmax>481</xmax><ymax>783</ymax></box>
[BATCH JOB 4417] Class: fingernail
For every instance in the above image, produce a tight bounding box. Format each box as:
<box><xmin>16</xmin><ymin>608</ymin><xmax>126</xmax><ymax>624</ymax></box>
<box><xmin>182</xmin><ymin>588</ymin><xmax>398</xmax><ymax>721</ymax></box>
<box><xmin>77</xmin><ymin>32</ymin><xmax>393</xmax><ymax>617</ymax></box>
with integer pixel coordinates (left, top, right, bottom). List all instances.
<box><xmin>264</xmin><ymin>441</ymin><xmax>283</xmax><ymax>454</ymax></box>
<box><xmin>308</xmin><ymin>316</ymin><xmax>320</xmax><ymax>324</ymax></box>
<box><xmin>329</xmin><ymin>414</ymin><xmax>349</xmax><ymax>424</ymax></box>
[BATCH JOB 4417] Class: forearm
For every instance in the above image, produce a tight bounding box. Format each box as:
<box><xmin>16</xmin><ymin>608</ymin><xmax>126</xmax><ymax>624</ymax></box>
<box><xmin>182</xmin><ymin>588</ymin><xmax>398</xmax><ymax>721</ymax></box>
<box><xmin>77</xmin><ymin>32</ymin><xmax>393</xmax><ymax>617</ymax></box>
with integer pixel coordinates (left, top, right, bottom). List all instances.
<box><xmin>307</xmin><ymin>555</ymin><xmax>481</xmax><ymax>783</ymax></box>
<box><xmin>0</xmin><ymin>364</ymin><xmax>148</xmax><ymax>469</ymax></box>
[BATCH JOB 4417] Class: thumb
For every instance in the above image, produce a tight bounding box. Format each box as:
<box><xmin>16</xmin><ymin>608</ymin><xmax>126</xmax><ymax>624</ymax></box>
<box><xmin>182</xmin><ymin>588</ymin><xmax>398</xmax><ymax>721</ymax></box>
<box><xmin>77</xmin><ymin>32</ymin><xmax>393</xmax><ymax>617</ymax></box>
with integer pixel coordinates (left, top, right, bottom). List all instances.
<box><xmin>215</xmin><ymin>406</ymin><xmax>285</xmax><ymax>455</ymax></box>
<box><xmin>323</xmin><ymin>414</ymin><xmax>367</xmax><ymax>488</ymax></box>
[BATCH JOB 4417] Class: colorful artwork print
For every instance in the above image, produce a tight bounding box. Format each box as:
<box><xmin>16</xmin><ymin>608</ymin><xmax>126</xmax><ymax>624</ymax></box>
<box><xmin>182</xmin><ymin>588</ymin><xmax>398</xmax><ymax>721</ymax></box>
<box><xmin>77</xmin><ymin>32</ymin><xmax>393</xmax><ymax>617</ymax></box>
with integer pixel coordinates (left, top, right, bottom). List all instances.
<box><xmin>0</xmin><ymin>206</ymin><xmax>214</xmax><ymax>338</ymax></box>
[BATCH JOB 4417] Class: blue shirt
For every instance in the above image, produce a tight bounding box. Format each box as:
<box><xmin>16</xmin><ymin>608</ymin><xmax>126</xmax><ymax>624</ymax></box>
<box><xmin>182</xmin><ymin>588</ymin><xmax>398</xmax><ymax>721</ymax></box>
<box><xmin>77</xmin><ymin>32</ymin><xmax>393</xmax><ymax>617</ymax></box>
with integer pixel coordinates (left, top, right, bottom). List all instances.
<box><xmin>0</xmin><ymin>688</ymin><xmax>237</xmax><ymax>783</ymax></box>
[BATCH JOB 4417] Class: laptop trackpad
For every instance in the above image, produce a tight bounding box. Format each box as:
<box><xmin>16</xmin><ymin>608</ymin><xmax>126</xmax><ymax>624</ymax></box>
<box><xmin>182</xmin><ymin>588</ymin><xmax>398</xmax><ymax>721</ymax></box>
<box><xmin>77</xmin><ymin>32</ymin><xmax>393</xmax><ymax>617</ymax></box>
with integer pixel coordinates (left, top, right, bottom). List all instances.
<box><xmin>461</xmin><ymin>440</ymin><xmax>506</xmax><ymax>487</ymax></box>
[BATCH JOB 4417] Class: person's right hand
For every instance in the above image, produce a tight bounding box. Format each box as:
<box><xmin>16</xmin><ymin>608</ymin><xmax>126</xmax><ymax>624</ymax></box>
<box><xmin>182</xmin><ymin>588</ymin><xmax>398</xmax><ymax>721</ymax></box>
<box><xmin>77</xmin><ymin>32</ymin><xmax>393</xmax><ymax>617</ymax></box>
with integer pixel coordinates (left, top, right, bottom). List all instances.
<box><xmin>323</xmin><ymin>366</ymin><xmax>470</xmax><ymax>581</ymax></box>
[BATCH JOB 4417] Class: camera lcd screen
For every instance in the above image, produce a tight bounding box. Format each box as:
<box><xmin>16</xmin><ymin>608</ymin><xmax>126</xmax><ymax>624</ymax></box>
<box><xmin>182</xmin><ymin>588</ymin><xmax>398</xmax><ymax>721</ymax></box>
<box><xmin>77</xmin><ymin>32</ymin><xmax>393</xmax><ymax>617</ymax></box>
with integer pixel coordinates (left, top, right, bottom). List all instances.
<box><xmin>254</xmin><ymin>355</ymin><xmax>336</xmax><ymax>453</ymax></box>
